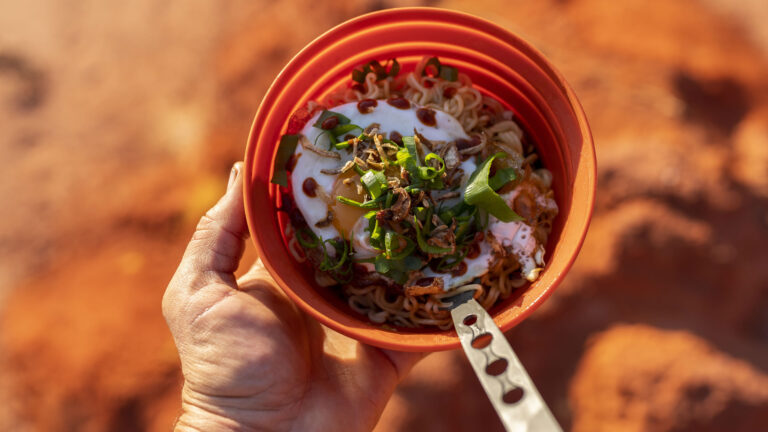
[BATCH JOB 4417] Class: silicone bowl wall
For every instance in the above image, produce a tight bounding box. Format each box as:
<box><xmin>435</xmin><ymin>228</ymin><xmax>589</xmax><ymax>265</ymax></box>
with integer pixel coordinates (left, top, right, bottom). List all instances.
<box><xmin>244</xmin><ymin>8</ymin><xmax>595</xmax><ymax>351</ymax></box>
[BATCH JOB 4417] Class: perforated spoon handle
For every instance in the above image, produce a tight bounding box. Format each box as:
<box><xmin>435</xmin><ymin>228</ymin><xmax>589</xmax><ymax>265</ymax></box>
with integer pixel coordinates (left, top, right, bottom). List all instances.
<box><xmin>451</xmin><ymin>298</ymin><xmax>562</xmax><ymax>432</ymax></box>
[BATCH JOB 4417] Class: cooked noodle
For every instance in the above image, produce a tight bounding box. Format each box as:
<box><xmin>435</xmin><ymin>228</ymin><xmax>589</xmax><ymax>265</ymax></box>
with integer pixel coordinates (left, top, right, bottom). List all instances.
<box><xmin>291</xmin><ymin>56</ymin><xmax>557</xmax><ymax>329</ymax></box>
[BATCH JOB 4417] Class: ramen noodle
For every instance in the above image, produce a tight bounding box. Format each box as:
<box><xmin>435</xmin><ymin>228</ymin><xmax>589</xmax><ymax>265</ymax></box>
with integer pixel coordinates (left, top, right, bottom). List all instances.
<box><xmin>272</xmin><ymin>57</ymin><xmax>558</xmax><ymax>329</ymax></box>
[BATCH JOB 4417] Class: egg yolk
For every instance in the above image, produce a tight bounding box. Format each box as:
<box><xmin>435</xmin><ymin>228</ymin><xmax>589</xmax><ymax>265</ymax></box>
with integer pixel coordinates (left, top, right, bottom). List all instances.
<box><xmin>330</xmin><ymin>170</ymin><xmax>368</xmax><ymax>236</ymax></box>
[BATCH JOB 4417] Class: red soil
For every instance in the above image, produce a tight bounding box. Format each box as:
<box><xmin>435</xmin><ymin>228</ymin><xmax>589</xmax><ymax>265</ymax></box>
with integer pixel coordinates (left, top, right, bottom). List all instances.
<box><xmin>1</xmin><ymin>0</ymin><xmax>767</xmax><ymax>431</ymax></box>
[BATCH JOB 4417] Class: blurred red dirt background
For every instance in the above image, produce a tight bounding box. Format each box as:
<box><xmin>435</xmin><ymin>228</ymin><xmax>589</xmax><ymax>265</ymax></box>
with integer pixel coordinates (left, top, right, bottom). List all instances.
<box><xmin>1</xmin><ymin>0</ymin><xmax>767</xmax><ymax>430</ymax></box>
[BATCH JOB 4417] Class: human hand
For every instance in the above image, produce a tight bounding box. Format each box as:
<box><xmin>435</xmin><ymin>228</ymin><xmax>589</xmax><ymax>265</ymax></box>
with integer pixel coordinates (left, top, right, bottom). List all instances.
<box><xmin>163</xmin><ymin>162</ymin><xmax>424</xmax><ymax>431</ymax></box>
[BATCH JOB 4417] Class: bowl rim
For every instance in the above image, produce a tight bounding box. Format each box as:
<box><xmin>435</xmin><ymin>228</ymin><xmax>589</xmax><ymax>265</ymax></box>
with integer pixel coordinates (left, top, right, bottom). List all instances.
<box><xmin>243</xmin><ymin>6</ymin><xmax>596</xmax><ymax>351</ymax></box>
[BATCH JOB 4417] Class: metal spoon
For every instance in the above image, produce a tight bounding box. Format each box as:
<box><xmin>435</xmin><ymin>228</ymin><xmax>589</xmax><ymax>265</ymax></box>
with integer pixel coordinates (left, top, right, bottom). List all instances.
<box><xmin>442</xmin><ymin>288</ymin><xmax>562</xmax><ymax>432</ymax></box>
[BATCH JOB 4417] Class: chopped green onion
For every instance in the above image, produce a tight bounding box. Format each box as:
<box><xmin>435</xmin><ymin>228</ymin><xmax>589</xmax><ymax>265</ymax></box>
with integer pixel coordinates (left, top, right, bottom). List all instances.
<box><xmin>395</xmin><ymin>147</ymin><xmax>415</xmax><ymax>174</ymax></box>
<box><xmin>402</xmin><ymin>135</ymin><xmax>419</xmax><ymax>158</ymax></box>
<box><xmin>372</xmin><ymin>254</ymin><xmax>421</xmax><ymax>284</ymax></box>
<box><xmin>369</xmin><ymin>60</ymin><xmax>388</xmax><ymax>80</ymax></box>
<box><xmin>360</xmin><ymin>169</ymin><xmax>387</xmax><ymax>199</ymax></box>
<box><xmin>489</xmin><ymin>167</ymin><xmax>517</xmax><ymax>191</ymax></box>
<box><xmin>313</xmin><ymin>110</ymin><xmax>351</xmax><ymax>129</ymax></box>
<box><xmin>326</xmin><ymin>131</ymin><xmax>338</xmax><ymax>148</ymax></box>
<box><xmin>392</xmin><ymin>239</ymin><xmax>415</xmax><ymax>260</ymax></box>
<box><xmin>402</xmin><ymin>255</ymin><xmax>423</xmax><ymax>270</ymax></box>
<box><xmin>414</xmin><ymin>206</ymin><xmax>429</xmax><ymax>222</ymax></box>
<box><xmin>331</xmin><ymin>126</ymin><xmax>364</xmax><ymax>149</ymax></box>
<box><xmin>436</xmin><ymin>248</ymin><xmax>468</xmax><ymax>271</ymax></box>
<box><xmin>352</xmin><ymin>59</ymin><xmax>401</xmax><ymax>83</ymax></box>
<box><xmin>476</xmin><ymin>208</ymin><xmax>490</xmax><ymax>231</ymax></box>
<box><xmin>331</xmin><ymin>123</ymin><xmax>362</xmax><ymax>138</ymax></box>
<box><xmin>370</xmin><ymin>218</ymin><xmax>383</xmax><ymax>249</ymax></box>
<box><xmin>420</xmin><ymin>57</ymin><xmax>457</xmax><ymax>81</ymax></box>
<box><xmin>439</xmin><ymin>65</ymin><xmax>458</xmax><ymax>82</ymax></box>
<box><xmin>364</xmin><ymin>209</ymin><xmax>384</xmax><ymax>250</ymax></box>
<box><xmin>426</xmin><ymin>177</ymin><xmax>444</xmax><ymax>190</ymax></box>
<box><xmin>295</xmin><ymin>227</ymin><xmax>320</xmax><ymax>248</ymax></box>
<box><xmin>395</xmin><ymin>138</ymin><xmax>446</xmax><ymax>189</ymax></box>
<box><xmin>419</xmin><ymin>153</ymin><xmax>446</xmax><ymax>180</ymax></box>
<box><xmin>352</xmin><ymin>69</ymin><xmax>368</xmax><ymax>84</ymax></box>
<box><xmin>318</xmin><ymin>238</ymin><xmax>350</xmax><ymax>272</ymax></box>
<box><xmin>336</xmin><ymin>195</ymin><xmax>386</xmax><ymax>209</ymax></box>
<box><xmin>455</xmin><ymin>220</ymin><xmax>472</xmax><ymax>241</ymax></box>
<box><xmin>374</xmin><ymin>254</ymin><xmax>391</xmax><ymax>273</ymax></box>
<box><xmin>412</xmin><ymin>216</ymin><xmax>453</xmax><ymax>255</ymax></box>
<box><xmin>270</xmin><ymin>134</ymin><xmax>300</xmax><ymax>186</ymax></box>
<box><xmin>381</xmin><ymin>138</ymin><xmax>399</xmax><ymax>146</ymax></box>
<box><xmin>464</xmin><ymin>153</ymin><xmax>522</xmax><ymax>222</ymax></box>
<box><xmin>398</xmin><ymin>136</ymin><xmax>420</xmax><ymax>170</ymax></box>
<box><xmin>423</xmin><ymin>57</ymin><xmax>441</xmax><ymax>77</ymax></box>
<box><xmin>389</xmin><ymin>59</ymin><xmax>400</xmax><ymax>77</ymax></box>
<box><xmin>438</xmin><ymin>201</ymin><xmax>469</xmax><ymax>224</ymax></box>
<box><xmin>396</xmin><ymin>136</ymin><xmax>423</xmax><ymax>184</ymax></box>
<box><xmin>384</xmin><ymin>231</ymin><xmax>415</xmax><ymax>260</ymax></box>
<box><xmin>384</xmin><ymin>230</ymin><xmax>396</xmax><ymax>256</ymax></box>
<box><xmin>424</xmin><ymin>206</ymin><xmax>434</xmax><ymax>233</ymax></box>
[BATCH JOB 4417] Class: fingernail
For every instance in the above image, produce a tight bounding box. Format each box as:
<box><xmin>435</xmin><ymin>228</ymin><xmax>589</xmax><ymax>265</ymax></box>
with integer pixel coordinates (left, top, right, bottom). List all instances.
<box><xmin>227</xmin><ymin>163</ymin><xmax>240</xmax><ymax>191</ymax></box>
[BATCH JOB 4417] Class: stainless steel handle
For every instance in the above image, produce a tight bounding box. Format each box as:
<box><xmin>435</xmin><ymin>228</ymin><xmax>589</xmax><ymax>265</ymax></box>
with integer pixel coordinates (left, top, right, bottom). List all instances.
<box><xmin>451</xmin><ymin>298</ymin><xmax>562</xmax><ymax>432</ymax></box>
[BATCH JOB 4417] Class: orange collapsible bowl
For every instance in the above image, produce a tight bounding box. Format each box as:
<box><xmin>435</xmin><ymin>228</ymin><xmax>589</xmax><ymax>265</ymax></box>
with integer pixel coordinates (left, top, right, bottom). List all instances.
<box><xmin>244</xmin><ymin>8</ymin><xmax>595</xmax><ymax>352</ymax></box>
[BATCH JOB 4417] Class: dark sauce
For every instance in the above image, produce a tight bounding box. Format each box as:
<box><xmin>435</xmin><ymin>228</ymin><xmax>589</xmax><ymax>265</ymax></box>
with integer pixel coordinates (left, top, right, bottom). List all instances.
<box><xmin>277</xmin><ymin>193</ymin><xmax>309</xmax><ymax>231</ymax></box>
<box><xmin>416</xmin><ymin>107</ymin><xmax>436</xmax><ymax>127</ymax></box>
<box><xmin>455</xmin><ymin>135</ymin><xmax>481</xmax><ymax>151</ymax></box>
<box><xmin>443</xmin><ymin>87</ymin><xmax>457</xmax><ymax>99</ymax></box>
<box><xmin>386</xmin><ymin>97</ymin><xmax>410</xmax><ymax>110</ymax></box>
<box><xmin>451</xmin><ymin>261</ymin><xmax>468</xmax><ymax>277</ymax></box>
<box><xmin>465</xmin><ymin>242</ymin><xmax>481</xmax><ymax>259</ymax></box>
<box><xmin>428</xmin><ymin>260</ymin><xmax>441</xmax><ymax>273</ymax></box>
<box><xmin>456</xmin><ymin>135</ymin><xmax>481</xmax><ymax>161</ymax></box>
<box><xmin>355</xmin><ymin>270</ymin><xmax>404</xmax><ymax>295</ymax></box>
<box><xmin>416</xmin><ymin>277</ymin><xmax>437</xmax><ymax>286</ymax></box>
<box><xmin>302</xmin><ymin>177</ymin><xmax>318</xmax><ymax>197</ymax></box>
<box><xmin>389</xmin><ymin>131</ymin><xmax>403</xmax><ymax>145</ymax></box>
<box><xmin>321</xmin><ymin>116</ymin><xmax>339</xmax><ymax>130</ymax></box>
<box><xmin>353</xmin><ymin>263</ymin><xmax>371</xmax><ymax>275</ymax></box>
<box><xmin>357</xmin><ymin>98</ymin><xmax>377</xmax><ymax>114</ymax></box>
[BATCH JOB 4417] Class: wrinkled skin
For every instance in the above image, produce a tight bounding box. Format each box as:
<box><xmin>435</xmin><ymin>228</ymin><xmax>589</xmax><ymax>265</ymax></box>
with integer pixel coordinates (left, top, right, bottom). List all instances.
<box><xmin>162</xmin><ymin>162</ymin><xmax>424</xmax><ymax>431</ymax></box>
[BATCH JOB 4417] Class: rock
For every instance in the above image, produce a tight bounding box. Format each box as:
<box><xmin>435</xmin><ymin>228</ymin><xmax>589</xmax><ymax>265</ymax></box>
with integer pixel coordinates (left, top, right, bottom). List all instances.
<box><xmin>570</xmin><ymin>324</ymin><xmax>768</xmax><ymax>432</ymax></box>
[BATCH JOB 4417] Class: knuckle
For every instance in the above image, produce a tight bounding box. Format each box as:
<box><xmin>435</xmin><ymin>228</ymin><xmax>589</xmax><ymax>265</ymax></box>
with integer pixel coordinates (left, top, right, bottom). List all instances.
<box><xmin>191</xmin><ymin>213</ymin><xmax>219</xmax><ymax>242</ymax></box>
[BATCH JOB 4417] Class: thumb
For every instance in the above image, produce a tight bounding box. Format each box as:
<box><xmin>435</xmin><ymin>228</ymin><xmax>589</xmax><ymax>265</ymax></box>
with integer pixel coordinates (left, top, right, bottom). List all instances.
<box><xmin>174</xmin><ymin>162</ymin><xmax>248</xmax><ymax>291</ymax></box>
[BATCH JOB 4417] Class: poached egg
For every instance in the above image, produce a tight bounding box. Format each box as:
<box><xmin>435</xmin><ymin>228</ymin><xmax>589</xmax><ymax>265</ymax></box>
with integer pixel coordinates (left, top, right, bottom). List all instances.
<box><xmin>290</xmin><ymin>100</ymin><xmax>548</xmax><ymax>290</ymax></box>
